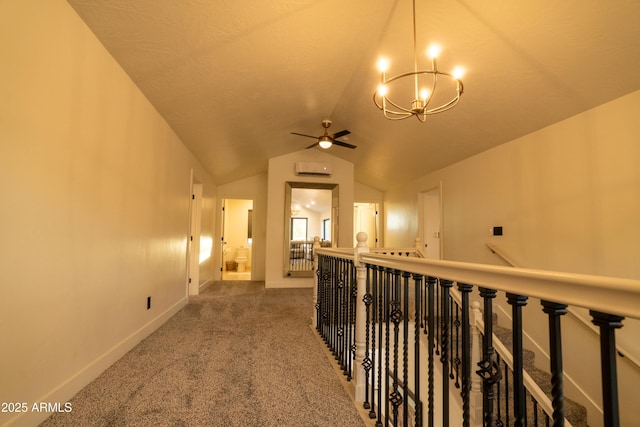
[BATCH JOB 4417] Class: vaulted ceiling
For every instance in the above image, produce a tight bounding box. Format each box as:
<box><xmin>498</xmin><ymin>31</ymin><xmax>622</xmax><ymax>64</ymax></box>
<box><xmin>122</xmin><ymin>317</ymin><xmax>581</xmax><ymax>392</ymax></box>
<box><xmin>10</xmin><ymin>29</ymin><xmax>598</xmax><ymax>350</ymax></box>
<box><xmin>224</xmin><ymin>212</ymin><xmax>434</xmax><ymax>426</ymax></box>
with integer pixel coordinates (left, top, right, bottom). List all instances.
<box><xmin>67</xmin><ymin>0</ymin><xmax>640</xmax><ymax>191</ymax></box>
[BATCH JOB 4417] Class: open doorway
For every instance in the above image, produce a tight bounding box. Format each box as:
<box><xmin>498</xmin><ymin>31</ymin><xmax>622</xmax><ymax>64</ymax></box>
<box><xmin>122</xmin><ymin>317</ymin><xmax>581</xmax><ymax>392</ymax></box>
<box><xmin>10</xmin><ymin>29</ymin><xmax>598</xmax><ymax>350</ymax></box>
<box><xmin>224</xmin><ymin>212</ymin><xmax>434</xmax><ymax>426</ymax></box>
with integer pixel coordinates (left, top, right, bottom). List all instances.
<box><xmin>221</xmin><ymin>198</ymin><xmax>254</xmax><ymax>280</ymax></box>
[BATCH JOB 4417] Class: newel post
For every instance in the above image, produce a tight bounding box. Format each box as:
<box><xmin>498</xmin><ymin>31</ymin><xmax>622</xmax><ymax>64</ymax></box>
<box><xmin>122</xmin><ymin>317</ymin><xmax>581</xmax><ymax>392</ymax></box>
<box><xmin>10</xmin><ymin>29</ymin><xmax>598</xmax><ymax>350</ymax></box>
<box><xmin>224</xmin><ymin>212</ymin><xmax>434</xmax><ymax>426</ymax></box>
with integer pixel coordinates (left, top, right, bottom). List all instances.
<box><xmin>353</xmin><ymin>231</ymin><xmax>370</xmax><ymax>402</ymax></box>
<box><xmin>312</xmin><ymin>236</ymin><xmax>321</xmax><ymax>328</ymax></box>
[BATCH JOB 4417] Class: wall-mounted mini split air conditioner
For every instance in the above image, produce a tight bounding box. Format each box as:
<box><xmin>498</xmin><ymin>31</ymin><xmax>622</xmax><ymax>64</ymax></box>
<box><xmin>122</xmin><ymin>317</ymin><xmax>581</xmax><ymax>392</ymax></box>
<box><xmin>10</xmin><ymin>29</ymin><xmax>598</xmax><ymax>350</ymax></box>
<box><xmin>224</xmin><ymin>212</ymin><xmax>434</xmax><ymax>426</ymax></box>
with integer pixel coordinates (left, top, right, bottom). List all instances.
<box><xmin>294</xmin><ymin>162</ymin><xmax>332</xmax><ymax>176</ymax></box>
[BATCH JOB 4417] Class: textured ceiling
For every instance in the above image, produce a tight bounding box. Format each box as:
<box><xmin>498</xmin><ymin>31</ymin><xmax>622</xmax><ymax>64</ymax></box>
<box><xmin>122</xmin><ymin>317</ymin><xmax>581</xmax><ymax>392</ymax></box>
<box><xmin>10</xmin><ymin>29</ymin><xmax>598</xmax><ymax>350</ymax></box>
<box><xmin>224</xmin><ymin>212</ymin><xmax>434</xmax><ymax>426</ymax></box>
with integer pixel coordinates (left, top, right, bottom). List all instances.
<box><xmin>67</xmin><ymin>0</ymin><xmax>640</xmax><ymax>191</ymax></box>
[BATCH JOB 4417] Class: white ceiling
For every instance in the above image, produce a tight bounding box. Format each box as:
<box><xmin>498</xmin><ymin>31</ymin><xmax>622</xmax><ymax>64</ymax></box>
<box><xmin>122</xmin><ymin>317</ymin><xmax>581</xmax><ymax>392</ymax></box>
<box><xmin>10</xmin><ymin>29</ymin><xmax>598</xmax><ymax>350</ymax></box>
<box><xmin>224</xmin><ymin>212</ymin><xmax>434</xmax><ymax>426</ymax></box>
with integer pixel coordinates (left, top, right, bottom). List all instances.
<box><xmin>67</xmin><ymin>0</ymin><xmax>640</xmax><ymax>191</ymax></box>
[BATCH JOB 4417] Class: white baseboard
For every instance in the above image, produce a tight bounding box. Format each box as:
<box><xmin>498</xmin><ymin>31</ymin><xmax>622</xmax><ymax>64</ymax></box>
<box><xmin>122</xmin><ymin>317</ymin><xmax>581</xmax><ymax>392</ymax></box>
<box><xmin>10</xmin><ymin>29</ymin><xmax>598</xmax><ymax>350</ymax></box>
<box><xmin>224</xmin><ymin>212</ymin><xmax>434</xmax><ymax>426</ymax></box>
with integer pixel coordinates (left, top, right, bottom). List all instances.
<box><xmin>4</xmin><ymin>297</ymin><xmax>187</xmax><ymax>427</ymax></box>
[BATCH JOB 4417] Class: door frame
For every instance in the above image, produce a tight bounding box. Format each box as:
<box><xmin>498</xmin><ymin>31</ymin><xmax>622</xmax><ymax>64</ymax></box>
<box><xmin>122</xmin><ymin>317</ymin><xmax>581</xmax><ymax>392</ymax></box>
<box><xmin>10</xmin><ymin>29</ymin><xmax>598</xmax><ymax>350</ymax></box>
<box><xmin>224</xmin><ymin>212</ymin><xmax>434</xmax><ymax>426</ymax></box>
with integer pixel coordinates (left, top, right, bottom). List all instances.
<box><xmin>187</xmin><ymin>173</ymin><xmax>203</xmax><ymax>295</ymax></box>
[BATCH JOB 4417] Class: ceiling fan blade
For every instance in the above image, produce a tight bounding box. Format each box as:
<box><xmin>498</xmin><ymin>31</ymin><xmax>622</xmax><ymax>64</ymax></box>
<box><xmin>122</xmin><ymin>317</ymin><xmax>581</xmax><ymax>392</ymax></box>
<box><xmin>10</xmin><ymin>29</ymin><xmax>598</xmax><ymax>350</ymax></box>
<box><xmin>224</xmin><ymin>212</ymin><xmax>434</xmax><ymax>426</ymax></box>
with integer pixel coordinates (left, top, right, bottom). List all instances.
<box><xmin>291</xmin><ymin>132</ymin><xmax>320</xmax><ymax>140</ymax></box>
<box><xmin>333</xmin><ymin>140</ymin><xmax>357</xmax><ymax>149</ymax></box>
<box><xmin>305</xmin><ymin>141</ymin><xmax>320</xmax><ymax>149</ymax></box>
<box><xmin>331</xmin><ymin>129</ymin><xmax>350</xmax><ymax>139</ymax></box>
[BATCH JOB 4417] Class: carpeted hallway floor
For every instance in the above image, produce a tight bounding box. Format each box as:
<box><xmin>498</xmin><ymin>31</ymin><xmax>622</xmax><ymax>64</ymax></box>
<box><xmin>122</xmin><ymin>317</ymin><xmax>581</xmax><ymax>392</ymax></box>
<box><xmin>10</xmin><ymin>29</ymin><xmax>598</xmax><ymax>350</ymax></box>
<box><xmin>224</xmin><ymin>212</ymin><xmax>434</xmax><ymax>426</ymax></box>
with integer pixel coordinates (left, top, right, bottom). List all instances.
<box><xmin>40</xmin><ymin>281</ymin><xmax>366</xmax><ymax>426</ymax></box>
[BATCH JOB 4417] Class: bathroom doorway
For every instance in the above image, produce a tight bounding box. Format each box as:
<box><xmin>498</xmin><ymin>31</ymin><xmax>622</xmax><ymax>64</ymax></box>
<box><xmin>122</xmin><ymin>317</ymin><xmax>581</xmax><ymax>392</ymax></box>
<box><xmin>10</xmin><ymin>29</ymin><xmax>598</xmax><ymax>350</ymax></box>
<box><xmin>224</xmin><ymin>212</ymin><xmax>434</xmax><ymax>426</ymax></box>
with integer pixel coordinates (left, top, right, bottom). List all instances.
<box><xmin>221</xmin><ymin>198</ymin><xmax>254</xmax><ymax>280</ymax></box>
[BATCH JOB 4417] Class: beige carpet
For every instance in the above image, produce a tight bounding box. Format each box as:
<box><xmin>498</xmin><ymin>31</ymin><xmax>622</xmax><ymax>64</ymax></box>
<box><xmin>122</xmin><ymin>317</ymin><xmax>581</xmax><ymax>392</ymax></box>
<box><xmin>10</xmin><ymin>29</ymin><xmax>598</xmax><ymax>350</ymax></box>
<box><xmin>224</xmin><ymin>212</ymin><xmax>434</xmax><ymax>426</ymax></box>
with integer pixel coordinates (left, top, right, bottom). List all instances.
<box><xmin>40</xmin><ymin>281</ymin><xmax>365</xmax><ymax>426</ymax></box>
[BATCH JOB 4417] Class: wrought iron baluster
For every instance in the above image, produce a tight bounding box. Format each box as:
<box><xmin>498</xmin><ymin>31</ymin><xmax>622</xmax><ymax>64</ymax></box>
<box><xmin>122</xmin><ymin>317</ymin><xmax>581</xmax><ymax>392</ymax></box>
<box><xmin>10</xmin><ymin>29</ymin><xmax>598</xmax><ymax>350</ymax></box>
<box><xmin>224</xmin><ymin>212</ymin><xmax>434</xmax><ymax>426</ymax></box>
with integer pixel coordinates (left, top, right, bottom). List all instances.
<box><xmin>524</xmin><ymin>389</ymin><xmax>528</xmax><ymax>426</ymax></box>
<box><xmin>541</xmin><ymin>300</ymin><xmax>568</xmax><ymax>427</ymax></box>
<box><xmin>477</xmin><ymin>287</ymin><xmax>501</xmax><ymax>427</ymax></box>
<box><xmin>590</xmin><ymin>310</ymin><xmax>624</xmax><ymax>427</ymax></box>
<box><xmin>458</xmin><ymin>282</ymin><xmax>473</xmax><ymax>427</ymax></box>
<box><xmin>449</xmin><ymin>297</ymin><xmax>455</xmax><ymax>381</ymax></box>
<box><xmin>402</xmin><ymin>271</ymin><xmax>411</xmax><ymax>426</ymax></box>
<box><xmin>422</xmin><ymin>278</ymin><xmax>428</xmax><ymax>334</ymax></box>
<box><xmin>454</xmin><ymin>301</ymin><xmax>461</xmax><ymax>388</ymax></box>
<box><xmin>363</xmin><ymin>266</ymin><xmax>373</xmax><ymax>412</ymax></box>
<box><xmin>335</xmin><ymin>258</ymin><xmax>343</xmax><ymax>364</ymax></box>
<box><xmin>440</xmin><ymin>278</ymin><xmax>453</xmax><ymax>427</ymax></box>
<box><xmin>435</xmin><ymin>281</ymin><xmax>440</xmax><ymax>356</ymax></box>
<box><xmin>346</xmin><ymin>260</ymin><xmax>356</xmax><ymax>380</ymax></box>
<box><xmin>504</xmin><ymin>356</ymin><xmax>509</xmax><ymax>426</ymax></box>
<box><xmin>507</xmin><ymin>293</ymin><xmax>528</xmax><ymax>427</ymax></box>
<box><xmin>390</xmin><ymin>269</ymin><xmax>403</xmax><ymax>426</ymax></box>
<box><xmin>375</xmin><ymin>266</ymin><xmax>384</xmax><ymax>427</ymax></box>
<box><xmin>426</xmin><ymin>276</ymin><xmax>436</xmax><ymax>427</ymax></box>
<box><xmin>414</xmin><ymin>274</ymin><xmax>424</xmax><ymax>427</ymax></box>
<box><xmin>384</xmin><ymin>268</ymin><xmax>392</xmax><ymax>426</ymax></box>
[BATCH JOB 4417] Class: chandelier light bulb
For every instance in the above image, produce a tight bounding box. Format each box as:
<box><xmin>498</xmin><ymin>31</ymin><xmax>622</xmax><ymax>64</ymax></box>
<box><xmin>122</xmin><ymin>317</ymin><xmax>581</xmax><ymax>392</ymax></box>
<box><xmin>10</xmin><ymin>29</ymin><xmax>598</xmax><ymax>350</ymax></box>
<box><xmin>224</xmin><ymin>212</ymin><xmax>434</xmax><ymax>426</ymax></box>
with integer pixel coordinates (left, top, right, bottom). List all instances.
<box><xmin>419</xmin><ymin>88</ymin><xmax>430</xmax><ymax>100</ymax></box>
<box><xmin>377</xmin><ymin>57</ymin><xmax>390</xmax><ymax>73</ymax></box>
<box><xmin>452</xmin><ymin>66</ymin><xmax>465</xmax><ymax>80</ymax></box>
<box><xmin>377</xmin><ymin>83</ymin><xmax>388</xmax><ymax>97</ymax></box>
<box><xmin>427</xmin><ymin>44</ymin><xmax>441</xmax><ymax>59</ymax></box>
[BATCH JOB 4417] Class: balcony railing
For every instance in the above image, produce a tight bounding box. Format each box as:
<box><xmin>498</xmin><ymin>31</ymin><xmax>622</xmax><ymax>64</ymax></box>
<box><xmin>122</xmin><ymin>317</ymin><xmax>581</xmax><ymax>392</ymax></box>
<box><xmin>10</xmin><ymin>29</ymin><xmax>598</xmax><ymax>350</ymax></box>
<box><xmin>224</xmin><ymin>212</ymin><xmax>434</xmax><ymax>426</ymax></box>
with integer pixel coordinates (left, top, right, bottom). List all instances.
<box><xmin>313</xmin><ymin>232</ymin><xmax>640</xmax><ymax>427</ymax></box>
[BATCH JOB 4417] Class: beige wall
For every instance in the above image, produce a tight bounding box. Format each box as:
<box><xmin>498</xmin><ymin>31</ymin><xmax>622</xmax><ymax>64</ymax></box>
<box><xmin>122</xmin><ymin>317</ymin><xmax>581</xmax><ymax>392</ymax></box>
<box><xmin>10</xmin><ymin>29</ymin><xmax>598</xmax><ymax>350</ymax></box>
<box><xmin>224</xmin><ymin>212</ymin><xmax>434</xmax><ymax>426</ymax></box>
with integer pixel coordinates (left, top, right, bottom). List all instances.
<box><xmin>0</xmin><ymin>2</ymin><xmax>216</xmax><ymax>425</ymax></box>
<box><xmin>385</xmin><ymin>90</ymin><xmax>640</xmax><ymax>280</ymax></box>
<box><xmin>265</xmin><ymin>150</ymin><xmax>354</xmax><ymax>288</ymax></box>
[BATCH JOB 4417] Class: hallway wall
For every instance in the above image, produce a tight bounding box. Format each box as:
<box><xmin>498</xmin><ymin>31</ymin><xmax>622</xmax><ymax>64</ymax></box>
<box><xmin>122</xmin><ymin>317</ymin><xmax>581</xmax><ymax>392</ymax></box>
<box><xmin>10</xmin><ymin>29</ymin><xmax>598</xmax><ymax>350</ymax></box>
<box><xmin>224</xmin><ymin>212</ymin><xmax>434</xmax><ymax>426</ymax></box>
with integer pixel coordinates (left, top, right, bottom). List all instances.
<box><xmin>0</xmin><ymin>2</ymin><xmax>216</xmax><ymax>425</ymax></box>
<box><xmin>384</xmin><ymin>90</ymin><xmax>640</xmax><ymax>276</ymax></box>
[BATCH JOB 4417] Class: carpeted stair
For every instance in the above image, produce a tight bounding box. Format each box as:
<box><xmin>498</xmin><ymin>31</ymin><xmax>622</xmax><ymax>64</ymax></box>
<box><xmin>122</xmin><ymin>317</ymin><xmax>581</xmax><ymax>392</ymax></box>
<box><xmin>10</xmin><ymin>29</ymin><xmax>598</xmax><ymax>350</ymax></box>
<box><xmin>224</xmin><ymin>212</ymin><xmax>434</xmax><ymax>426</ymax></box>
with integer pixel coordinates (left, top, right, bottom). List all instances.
<box><xmin>492</xmin><ymin>322</ymin><xmax>589</xmax><ymax>426</ymax></box>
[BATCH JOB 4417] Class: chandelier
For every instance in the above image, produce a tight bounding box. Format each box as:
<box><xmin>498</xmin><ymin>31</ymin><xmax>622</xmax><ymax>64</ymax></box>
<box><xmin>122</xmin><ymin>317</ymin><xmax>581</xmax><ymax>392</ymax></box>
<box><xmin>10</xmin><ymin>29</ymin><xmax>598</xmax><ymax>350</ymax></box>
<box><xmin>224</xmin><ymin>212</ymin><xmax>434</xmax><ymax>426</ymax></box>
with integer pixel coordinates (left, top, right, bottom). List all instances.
<box><xmin>373</xmin><ymin>0</ymin><xmax>465</xmax><ymax>122</ymax></box>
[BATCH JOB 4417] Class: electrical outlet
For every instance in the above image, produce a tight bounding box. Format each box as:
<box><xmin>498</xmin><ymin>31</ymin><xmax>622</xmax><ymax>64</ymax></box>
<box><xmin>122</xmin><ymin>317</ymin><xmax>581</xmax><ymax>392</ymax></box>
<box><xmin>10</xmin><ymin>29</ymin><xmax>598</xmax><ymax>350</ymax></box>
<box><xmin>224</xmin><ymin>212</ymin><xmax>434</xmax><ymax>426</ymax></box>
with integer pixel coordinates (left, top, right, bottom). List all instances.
<box><xmin>147</xmin><ymin>296</ymin><xmax>151</xmax><ymax>310</ymax></box>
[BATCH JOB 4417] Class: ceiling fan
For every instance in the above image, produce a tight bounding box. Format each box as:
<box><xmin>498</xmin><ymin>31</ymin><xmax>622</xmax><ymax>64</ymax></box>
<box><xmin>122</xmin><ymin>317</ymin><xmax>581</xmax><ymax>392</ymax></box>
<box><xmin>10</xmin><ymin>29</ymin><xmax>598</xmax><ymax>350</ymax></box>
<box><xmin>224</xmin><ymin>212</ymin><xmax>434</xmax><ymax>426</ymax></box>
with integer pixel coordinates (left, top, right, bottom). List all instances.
<box><xmin>291</xmin><ymin>120</ymin><xmax>356</xmax><ymax>150</ymax></box>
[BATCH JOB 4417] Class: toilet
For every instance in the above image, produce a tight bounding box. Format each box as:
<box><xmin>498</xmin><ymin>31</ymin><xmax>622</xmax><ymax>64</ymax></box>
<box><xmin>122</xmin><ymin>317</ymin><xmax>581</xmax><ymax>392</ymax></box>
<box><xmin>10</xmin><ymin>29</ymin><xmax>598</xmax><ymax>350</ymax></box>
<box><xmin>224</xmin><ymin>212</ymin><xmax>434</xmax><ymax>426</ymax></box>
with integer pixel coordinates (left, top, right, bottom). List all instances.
<box><xmin>235</xmin><ymin>246</ymin><xmax>249</xmax><ymax>272</ymax></box>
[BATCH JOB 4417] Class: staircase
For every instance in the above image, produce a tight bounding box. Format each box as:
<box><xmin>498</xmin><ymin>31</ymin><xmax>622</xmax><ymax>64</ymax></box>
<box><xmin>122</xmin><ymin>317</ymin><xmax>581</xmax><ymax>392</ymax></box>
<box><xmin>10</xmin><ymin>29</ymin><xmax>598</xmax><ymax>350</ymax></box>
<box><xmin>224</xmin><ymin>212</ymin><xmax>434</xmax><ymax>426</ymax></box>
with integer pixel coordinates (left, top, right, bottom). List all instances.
<box><xmin>492</xmin><ymin>321</ymin><xmax>589</xmax><ymax>426</ymax></box>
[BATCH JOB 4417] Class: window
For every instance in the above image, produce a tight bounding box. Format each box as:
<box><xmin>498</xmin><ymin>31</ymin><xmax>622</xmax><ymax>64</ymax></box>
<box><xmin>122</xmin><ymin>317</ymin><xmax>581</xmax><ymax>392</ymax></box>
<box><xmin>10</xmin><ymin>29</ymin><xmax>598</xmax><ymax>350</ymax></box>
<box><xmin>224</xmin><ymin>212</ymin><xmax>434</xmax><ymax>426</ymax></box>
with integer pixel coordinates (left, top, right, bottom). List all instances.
<box><xmin>290</xmin><ymin>218</ymin><xmax>308</xmax><ymax>241</ymax></box>
<box><xmin>322</xmin><ymin>218</ymin><xmax>331</xmax><ymax>241</ymax></box>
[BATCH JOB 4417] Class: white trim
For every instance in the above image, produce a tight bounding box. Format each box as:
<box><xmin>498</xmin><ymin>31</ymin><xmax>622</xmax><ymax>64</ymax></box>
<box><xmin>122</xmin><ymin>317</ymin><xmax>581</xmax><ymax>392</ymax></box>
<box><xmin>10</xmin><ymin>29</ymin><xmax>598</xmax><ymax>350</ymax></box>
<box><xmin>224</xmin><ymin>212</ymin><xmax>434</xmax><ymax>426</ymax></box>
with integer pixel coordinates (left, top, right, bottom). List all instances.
<box><xmin>5</xmin><ymin>297</ymin><xmax>187</xmax><ymax>427</ymax></box>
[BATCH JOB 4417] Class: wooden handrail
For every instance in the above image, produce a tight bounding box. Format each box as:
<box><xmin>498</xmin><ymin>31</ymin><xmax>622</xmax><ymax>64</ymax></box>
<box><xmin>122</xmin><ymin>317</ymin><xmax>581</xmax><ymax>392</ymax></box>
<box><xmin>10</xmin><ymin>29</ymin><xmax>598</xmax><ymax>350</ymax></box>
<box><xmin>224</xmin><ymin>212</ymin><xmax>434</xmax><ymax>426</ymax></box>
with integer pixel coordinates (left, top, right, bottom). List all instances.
<box><xmin>356</xmin><ymin>252</ymin><xmax>640</xmax><ymax>319</ymax></box>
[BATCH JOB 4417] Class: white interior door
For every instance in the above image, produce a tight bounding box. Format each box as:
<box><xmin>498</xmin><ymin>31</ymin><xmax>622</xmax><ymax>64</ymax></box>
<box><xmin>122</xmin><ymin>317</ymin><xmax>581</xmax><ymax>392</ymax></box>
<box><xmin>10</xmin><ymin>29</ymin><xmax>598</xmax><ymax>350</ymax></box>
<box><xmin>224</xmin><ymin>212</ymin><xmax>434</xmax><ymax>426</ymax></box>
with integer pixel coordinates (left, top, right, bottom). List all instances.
<box><xmin>421</xmin><ymin>187</ymin><xmax>441</xmax><ymax>259</ymax></box>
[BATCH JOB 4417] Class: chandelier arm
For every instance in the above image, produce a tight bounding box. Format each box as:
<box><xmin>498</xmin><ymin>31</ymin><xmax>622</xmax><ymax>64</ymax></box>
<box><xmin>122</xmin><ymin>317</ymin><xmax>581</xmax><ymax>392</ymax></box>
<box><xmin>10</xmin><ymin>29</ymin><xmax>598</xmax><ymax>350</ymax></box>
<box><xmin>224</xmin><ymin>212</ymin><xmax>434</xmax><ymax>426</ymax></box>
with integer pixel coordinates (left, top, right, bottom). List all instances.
<box><xmin>382</xmin><ymin>96</ymin><xmax>417</xmax><ymax>114</ymax></box>
<box><xmin>426</xmin><ymin>95</ymin><xmax>461</xmax><ymax>114</ymax></box>
<box><xmin>374</xmin><ymin>92</ymin><xmax>415</xmax><ymax>116</ymax></box>
<box><xmin>373</xmin><ymin>94</ymin><xmax>415</xmax><ymax>120</ymax></box>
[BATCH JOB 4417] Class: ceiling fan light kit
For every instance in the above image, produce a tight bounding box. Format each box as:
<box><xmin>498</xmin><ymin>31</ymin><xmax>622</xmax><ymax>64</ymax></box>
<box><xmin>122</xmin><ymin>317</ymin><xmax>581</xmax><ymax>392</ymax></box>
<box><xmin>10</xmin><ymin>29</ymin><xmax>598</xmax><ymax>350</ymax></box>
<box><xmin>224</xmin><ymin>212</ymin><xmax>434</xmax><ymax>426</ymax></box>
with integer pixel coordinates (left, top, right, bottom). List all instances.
<box><xmin>373</xmin><ymin>0</ymin><xmax>465</xmax><ymax>122</ymax></box>
<box><xmin>291</xmin><ymin>120</ymin><xmax>356</xmax><ymax>150</ymax></box>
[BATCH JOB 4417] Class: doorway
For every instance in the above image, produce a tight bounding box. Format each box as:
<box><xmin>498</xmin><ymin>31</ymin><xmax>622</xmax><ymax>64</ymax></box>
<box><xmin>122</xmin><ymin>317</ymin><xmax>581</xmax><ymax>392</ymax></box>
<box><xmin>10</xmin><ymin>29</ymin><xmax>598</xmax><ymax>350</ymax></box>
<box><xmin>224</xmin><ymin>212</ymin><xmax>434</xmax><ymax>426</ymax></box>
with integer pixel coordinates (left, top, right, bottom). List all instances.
<box><xmin>420</xmin><ymin>187</ymin><xmax>442</xmax><ymax>259</ymax></box>
<box><xmin>221</xmin><ymin>198</ymin><xmax>254</xmax><ymax>280</ymax></box>
<box><xmin>354</xmin><ymin>203</ymin><xmax>379</xmax><ymax>247</ymax></box>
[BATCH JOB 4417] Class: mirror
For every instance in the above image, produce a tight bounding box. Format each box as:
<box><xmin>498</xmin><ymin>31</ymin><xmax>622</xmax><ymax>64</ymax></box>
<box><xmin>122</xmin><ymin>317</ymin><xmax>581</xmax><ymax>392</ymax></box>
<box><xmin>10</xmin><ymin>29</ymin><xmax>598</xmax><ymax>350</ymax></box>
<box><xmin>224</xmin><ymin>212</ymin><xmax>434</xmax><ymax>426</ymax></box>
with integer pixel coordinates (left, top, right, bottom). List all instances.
<box><xmin>284</xmin><ymin>182</ymin><xmax>338</xmax><ymax>277</ymax></box>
